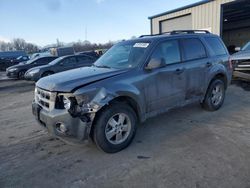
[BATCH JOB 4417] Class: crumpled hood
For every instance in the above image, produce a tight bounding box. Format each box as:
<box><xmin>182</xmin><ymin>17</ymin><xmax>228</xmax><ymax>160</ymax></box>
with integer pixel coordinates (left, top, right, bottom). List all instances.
<box><xmin>231</xmin><ymin>50</ymin><xmax>250</xmax><ymax>61</ymax></box>
<box><xmin>36</xmin><ymin>66</ymin><xmax>129</xmax><ymax>92</ymax></box>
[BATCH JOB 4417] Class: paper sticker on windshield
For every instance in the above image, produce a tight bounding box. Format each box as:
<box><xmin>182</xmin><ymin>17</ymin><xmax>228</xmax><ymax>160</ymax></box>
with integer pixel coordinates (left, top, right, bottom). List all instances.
<box><xmin>133</xmin><ymin>43</ymin><xmax>149</xmax><ymax>48</ymax></box>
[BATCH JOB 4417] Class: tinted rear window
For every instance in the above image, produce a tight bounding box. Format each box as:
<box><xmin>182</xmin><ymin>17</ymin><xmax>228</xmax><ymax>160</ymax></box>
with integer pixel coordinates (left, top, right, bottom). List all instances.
<box><xmin>182</xmin><ymin>38</ymin><xmax>207</xmax><ymax>61</ymax></box>
<box><xmin>204</xmin><ymin>37</ymin><xmax>227</xmax><ymax>56</ymax></box>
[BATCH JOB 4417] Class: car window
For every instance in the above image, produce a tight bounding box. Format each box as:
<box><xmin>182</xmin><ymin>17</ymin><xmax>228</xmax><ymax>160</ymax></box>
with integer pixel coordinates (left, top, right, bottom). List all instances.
<box><xmin>204</xmin><ymin>37</ymin><xmax>227</xmax><ymax>56</ymax></box>
<box><xmin>61</xmin><ymin>57</ymin><xmax>77</xmax><ymax>65</ymax></box>
<box><xmin>77</xmin><ymin>56</ymin><xmax>92</xmax><ymax>62</ymax></box>
<box><xmin>151</xmin><ymin>40</ymin><xmax>181</xmax><ymax>65</ymax></box>
<box><xmin>35</xmin><ymin>58</ymin><xmax>50</xmax><ymax>64</ymax></box>
<box><xmin>182</xmin><ymin>38</ymin><xmax>207</xmax><ymax>61</ymax></box>
<box><xmin>34</xmin><ymin>58</ymin><xmax>45</xmax><ymax>65</ymax></box>
<box><xmin>242</xmin><ymin>42</ymin><xmax>250</xmax><ymax>51</ymax></box>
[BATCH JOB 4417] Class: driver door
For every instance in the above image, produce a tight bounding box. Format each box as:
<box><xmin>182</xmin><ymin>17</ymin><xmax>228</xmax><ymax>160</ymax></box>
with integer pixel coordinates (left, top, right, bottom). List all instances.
<box><xmin>145</xmin><ymin>39</ymin><xmax>187</xmax><ymax>113</ymax></box>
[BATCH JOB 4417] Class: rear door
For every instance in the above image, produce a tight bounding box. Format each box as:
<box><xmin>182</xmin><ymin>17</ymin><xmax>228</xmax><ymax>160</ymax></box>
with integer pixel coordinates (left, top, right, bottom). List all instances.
<box><xmin>76</xmin><ymin>55</ymin><xmax>95</xmax><ymax>68</ymax></box>
<box><xmin>180</xmin><ymin>37</ymin><xmax>209</xmax><ymax>101</ymax></box>
<box><xmin>145</xmin><ymin>39</ymin><xmax>187</xmax><ymax>112</ymax></box>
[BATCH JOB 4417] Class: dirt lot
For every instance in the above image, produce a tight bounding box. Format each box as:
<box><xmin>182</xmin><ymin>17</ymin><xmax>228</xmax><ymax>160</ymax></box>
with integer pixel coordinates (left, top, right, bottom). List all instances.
<box><xmin>0</xmin><ymin>78</ymin><xmax>250</xmax><ymax>188</ymax></box>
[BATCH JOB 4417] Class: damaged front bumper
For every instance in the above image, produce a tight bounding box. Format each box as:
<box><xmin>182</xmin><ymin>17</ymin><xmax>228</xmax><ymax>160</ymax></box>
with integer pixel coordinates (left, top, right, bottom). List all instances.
<box><xmin>32</xmin><ymin>101</ymin><xmax>91</xmax><ymax>143</ymax></box>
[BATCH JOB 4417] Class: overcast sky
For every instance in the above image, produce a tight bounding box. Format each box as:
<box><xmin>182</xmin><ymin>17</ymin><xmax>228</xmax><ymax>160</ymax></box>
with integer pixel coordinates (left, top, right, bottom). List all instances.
<box><xmin>0</xmin><ymin>0</ymin><xmax>197</xmax><ymax>46</ymax></box>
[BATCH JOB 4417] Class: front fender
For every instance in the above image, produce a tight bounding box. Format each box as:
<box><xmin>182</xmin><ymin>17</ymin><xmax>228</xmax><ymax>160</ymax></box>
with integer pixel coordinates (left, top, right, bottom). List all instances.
<box><xmin>73</xmin><ymin>83</ymin><xmax>144</xmax><ymax>120</ymax></box>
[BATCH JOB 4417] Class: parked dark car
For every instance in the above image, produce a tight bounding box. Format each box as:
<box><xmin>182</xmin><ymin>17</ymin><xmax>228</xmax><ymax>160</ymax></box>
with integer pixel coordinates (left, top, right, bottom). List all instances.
<box><xmin>6</xmin><ymin>56</ymin><xmax>57</xmax><ymax>79</ymax></box>
<box><xmin>25</xmin><ymin>54</ymin><xmax>97</xmax><ymax>81</ymax></box>
<box><xmin>0</xmin><ymin>51</ymin><xmax>29</xmax><ymax>71</ymax></box>
<box><xmin>0</xmin><ymin>56</ymin><xmax>30</xmax><ymax>71</ymax></box>
<box><xmin>32</xmin><ymin>30</ymin><xmax>232</xmax><ymax>153</ymax></box>
<box><xmin>231</xmin><ymin>41</ymin><xmax>250</xmax><ymax>81</ymax></box>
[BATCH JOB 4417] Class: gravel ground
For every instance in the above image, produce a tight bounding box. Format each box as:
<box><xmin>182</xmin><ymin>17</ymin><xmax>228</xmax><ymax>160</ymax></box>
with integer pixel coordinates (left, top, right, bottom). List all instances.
<box><xmin>0</xmin><ymin>78</ymin><xmax>250</xmax><ymax>188</ymax></box>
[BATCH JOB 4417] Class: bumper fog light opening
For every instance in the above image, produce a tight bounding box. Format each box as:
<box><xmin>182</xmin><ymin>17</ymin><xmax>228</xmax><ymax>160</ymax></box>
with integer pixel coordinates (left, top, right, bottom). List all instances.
<box><xmin>56</xmin><ymin>122</ymin><xmax>68</xmax><ymax>134</ymax></box>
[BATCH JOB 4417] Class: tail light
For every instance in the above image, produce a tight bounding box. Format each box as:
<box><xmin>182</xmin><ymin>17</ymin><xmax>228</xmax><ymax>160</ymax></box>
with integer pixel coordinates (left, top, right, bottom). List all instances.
<box><xmin>229</xmin><ymin>56</ymin><xmax>233</xmax><ymax>70</ymax></box>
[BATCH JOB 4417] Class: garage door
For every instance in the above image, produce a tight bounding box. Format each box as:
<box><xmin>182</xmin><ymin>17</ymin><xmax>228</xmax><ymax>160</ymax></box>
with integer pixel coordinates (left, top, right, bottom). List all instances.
<box><xmin>222</xmin><ymin>0</ymin><xmax>250</xmax><ymax>49</ymax></box>
<box><xmin>160</xmin><ymin>14</ymin><xmax>192</xmax><ymax>33</ymax></box>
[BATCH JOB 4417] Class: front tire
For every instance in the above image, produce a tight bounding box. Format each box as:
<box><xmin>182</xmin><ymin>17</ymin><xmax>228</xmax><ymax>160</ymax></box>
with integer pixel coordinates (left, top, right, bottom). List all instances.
<box><xmin>18</xmin><ymin>70</ymin><xmax>26</xmax><ymax>79</ymax></box>
<box><xmin>93</xmin><ymin>103</ymin><xmax>137</xmax><ymax>153</ymax></box>
<box><xmin>201</xmin><ymin>79</ymin><xmax>225</xmax><ymax>111</ymax></box>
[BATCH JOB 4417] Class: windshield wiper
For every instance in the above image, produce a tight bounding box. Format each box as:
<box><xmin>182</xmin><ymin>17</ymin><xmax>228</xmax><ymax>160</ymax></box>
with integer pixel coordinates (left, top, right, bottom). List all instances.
<box><xmin>93</xmin><ymin>64</ymin><xmax>111</xmax><ymax>69</ymax></box>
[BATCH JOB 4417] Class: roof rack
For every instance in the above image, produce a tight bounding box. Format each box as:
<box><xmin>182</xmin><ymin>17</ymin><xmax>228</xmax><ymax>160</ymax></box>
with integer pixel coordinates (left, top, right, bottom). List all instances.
<box><xmin>139</xmin><ymin>31</ymin><xmax>171</xmax><ymax>38</ymax></box>
<box><xmin>139</xmin><ymin>30</ymin><xmax>210</xmax><ymax>38</ymax></box>
<box><xmin>170</xmin><ymin>30</ymin><xmax>210</xmax><ymax>34</ymax></box>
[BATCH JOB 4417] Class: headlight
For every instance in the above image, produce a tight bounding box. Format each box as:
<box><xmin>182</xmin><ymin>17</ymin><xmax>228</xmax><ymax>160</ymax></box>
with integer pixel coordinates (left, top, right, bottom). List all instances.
<box><xmin>63</xmin><ymin>96</ymin><xmax>71</xmax><ymax>110</ymax></box>
<box><xmin>28</xmin><ymin>69</ymin><xmax>40</xmax><ymax>75</ymax></box>
<box><xmin>8</xmin><ymin>68</ymin><xmax>18</xmax><ymax>72</ymax></box>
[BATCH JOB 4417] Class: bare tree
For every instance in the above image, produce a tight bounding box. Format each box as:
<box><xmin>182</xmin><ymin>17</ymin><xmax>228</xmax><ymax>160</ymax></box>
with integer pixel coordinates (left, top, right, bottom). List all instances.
<box><xmin>72</xmin><ymin>40</ymin><xmax>114</xmax><ymax>52</ymax></box>
<box><xmin>0</xmin><ymin>38</ymin><xmax>39</xmax><ymax>54</ymax></box>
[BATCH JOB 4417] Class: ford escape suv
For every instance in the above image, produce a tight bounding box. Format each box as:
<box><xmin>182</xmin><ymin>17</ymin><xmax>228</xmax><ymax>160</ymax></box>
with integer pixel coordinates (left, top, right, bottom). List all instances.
<box><xmin>32</xmin><ymin>30</ymin><xmax>232</xmax><ymax>153</ymax></box>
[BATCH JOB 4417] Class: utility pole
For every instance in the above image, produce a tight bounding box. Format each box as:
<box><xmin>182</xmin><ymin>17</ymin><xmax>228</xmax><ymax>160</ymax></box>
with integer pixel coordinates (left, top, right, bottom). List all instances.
<box><xmin>85</xmin><ymin>26</ymin><xmax>88</xmax><ymax>41</ymax></box>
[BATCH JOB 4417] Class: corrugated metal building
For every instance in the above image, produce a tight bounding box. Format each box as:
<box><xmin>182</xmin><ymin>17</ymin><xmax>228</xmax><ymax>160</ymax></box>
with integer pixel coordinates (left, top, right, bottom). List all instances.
<box><xmin>149</xmin><ymin>0</ymin><xmax>250</xmax><ymax>50</ymax></box>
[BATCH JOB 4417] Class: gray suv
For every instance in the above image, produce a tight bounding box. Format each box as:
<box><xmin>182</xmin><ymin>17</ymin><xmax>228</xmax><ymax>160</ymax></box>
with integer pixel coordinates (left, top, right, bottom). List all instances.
<box><xmin>32</xmin><ymin>30</ymin><xmax>232</xmax><ymax>153</ymax></box>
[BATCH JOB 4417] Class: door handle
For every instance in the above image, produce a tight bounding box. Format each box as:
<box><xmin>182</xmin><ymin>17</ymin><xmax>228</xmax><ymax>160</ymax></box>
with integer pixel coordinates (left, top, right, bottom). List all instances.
<box><xmin>175</xmin><ymin>68</ymin><xmax>185</xmax><ymax>74</ymax></box>
<box><xmin>206</xmin><ymin>62</ymin><xmax>212</xmax><ymax>67</ymax></box>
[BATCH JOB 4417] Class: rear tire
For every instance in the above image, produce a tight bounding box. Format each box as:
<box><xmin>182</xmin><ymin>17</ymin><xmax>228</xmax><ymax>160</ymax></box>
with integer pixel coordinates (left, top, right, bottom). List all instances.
<box><xmin>93</xmin><ymin>103</ymin><xmax>137</xmax><ymax>153</ymax></box>
<box><xmin>201</xmin><ymin>79</ymin><xmax>225</xmax><ymax>111</ymax></box>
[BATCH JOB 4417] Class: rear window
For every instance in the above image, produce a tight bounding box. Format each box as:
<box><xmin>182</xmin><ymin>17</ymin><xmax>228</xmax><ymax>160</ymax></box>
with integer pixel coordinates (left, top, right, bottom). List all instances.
<box><xmin>204</xmin><ymin>37</ymin><xmax>227</xmax><ymax>56</ymax></box>
<box><xmin>182</xmin><ymin>38</ymin><xmax>207</xmax><ymax>61</ymax></box>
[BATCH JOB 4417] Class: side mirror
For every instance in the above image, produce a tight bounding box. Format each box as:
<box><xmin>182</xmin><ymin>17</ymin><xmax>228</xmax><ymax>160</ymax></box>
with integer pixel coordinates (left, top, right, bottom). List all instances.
<box><xmin>59</xmin><ymin>62</ymin><xmax>64</xmax><ymax>66</ymax></box>
<box><xmin>145</xmin><ymin>58</ymin><xmax>165</xmax><ymax>70</ymax></box>
<box><xmin>235</xmin><ymin>47</ymin><xmax>241</xmax><ymax>52</ymax></box>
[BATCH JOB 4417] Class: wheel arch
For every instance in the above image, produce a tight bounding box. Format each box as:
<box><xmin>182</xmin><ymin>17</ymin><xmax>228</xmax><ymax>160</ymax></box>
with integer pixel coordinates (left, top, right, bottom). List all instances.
<box><xmin>210</xmin><ymin>73</ymin><xmax>228</xmax><ymax>89</ymax></box>
<box><xmin>90</xmin><ymin>95</ymin><xmax>141</xmax><ymax>140</ymax></box>
<box><xmin>94</xmin><ymin>95</ymin><xmax>141</xmax><ymax>123</ymax></box>
<box><xmin>42</xmin><ymin>70</ymin><xmax>54</xmax><ymax>77</ymax></box>
<box><xmin>202</xmin><ymin>72</ymin><xmax>228</xmax><ymax>102</ymax></box>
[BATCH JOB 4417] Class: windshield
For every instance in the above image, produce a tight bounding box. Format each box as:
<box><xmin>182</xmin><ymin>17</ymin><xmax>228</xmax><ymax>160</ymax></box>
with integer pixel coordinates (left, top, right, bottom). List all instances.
<box><xmin>94</xmin><ymin>42</ymin><xmax>150</xmax><ymax>69</ymax></box>
<box><xmin>242</xmin><ymin>42</ymin><xmax>250</xmax><ymax>51</ymax></box>
<box><xmin>49</xmin><ymin>57</ymin><xmax>64</xmax><ymax>65</ymax></box>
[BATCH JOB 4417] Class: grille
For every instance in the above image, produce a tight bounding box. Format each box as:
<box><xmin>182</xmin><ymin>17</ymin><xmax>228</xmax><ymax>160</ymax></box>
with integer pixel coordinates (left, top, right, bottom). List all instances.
<box><xmin>35</xmin><ymin>87</ymin><xmax>56</xmax><ymax>111</ymax></box>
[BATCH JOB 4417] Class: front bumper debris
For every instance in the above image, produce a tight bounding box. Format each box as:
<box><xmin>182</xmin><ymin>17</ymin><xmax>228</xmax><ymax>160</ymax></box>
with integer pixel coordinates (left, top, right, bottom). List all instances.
<box><xmin>233</xmin><ymin>61</ymin><xmax>250</xmax><ymax>81</ymax></box>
